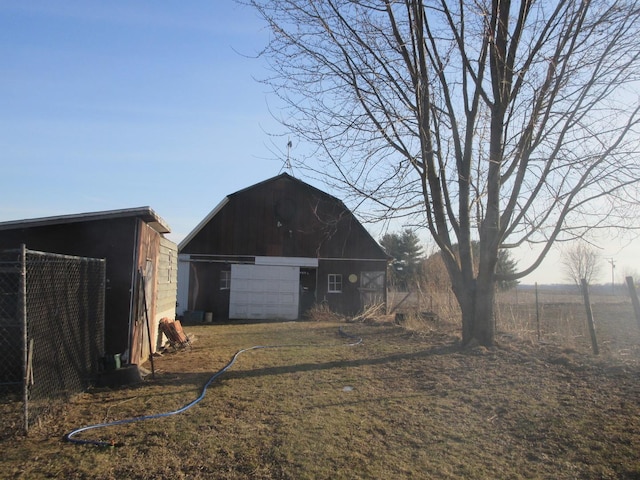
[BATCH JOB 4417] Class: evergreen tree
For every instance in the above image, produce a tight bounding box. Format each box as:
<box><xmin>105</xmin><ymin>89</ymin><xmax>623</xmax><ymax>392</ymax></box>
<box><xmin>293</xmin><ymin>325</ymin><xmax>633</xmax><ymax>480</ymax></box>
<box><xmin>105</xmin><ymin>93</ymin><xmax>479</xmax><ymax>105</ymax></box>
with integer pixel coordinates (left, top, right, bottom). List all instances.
<box><xmin>380</xmin><ymin>229</ymin><xmax>424</xmax><ymax>290</ymax></box>
<box><xmin>495</xmin><ymin>249</ymin><xmax>519</xmax><ymax>291</ymax></box>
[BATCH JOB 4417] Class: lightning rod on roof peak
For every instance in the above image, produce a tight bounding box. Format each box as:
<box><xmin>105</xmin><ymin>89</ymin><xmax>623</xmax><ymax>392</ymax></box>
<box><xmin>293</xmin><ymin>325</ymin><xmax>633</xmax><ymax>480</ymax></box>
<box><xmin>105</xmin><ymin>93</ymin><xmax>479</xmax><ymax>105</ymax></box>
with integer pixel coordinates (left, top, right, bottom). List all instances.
<box><xmin>283</xmin><ymin>138</ymin><xmax>293</xmax><ymax>175</ymax></box>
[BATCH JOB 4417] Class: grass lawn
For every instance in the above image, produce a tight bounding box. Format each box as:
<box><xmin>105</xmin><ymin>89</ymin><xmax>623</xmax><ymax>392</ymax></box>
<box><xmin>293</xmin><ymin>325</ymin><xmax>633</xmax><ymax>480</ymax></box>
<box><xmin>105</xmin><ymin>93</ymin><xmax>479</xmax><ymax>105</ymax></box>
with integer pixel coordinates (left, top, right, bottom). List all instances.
<box><xmin>2</xmin><ymin>319</ymin><xmax>640</xmax><ymax>479</ymax></box>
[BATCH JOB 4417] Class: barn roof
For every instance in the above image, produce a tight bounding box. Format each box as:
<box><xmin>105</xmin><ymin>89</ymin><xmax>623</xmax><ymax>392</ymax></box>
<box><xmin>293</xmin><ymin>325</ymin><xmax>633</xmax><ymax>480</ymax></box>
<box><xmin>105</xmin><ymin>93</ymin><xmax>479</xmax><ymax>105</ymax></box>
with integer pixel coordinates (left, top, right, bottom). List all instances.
<box><xmin>178</xmin><ymin>173</ymin><xmax>377</xmax><ymax>254</ymax></box>
<box><xmin>178</xmin><ymin>197</ymin><xmax>228</xmax><ymax>251</ymax></box>
<box><xmin>229</xmin><ymin>172</ymin><xmax>344</xmax><ymax>203</ymax></box>
<box><xmin>0</xmin><ymin>206</ymin><xmax>171</xmax><ymax>234</ymax></box>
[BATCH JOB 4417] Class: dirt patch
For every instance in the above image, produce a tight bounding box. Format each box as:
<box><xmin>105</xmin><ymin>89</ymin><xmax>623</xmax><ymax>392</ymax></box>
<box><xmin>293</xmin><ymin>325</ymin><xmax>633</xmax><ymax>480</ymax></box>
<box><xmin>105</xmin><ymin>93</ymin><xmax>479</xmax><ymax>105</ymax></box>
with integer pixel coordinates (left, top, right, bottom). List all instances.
<box><xmin>2</xmin><ymin>319</ymin><xmax>640</xmax><ymax>479</ymax></box>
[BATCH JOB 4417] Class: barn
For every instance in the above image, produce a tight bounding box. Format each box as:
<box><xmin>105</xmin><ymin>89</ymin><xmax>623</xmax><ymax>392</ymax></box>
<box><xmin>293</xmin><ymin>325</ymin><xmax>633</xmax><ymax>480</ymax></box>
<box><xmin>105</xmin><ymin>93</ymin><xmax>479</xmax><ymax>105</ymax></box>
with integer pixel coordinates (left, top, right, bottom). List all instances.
<box><xmin>0</xmin><ymin>207</ymin><xmax>177</xmax><ymax>366</ymax></box>
<box><xmin>178</xmin><ymin>173</ymin><xmax>389</xmax><ymax>321</ymax></box>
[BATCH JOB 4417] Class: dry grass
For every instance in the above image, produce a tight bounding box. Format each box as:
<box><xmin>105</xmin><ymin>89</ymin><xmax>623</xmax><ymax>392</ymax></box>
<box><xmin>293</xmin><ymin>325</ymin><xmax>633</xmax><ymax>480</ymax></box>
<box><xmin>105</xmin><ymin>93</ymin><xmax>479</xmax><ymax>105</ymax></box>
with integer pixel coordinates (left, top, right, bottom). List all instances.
<box><xmin>304</xmin><ymin>302</ymin><xmax>346</xmax><ymax>322</ymax></box>
<box><xmin>2</xmin><ymin>315</ymin><xmax>640</xmax><ymax>479</ymax></box>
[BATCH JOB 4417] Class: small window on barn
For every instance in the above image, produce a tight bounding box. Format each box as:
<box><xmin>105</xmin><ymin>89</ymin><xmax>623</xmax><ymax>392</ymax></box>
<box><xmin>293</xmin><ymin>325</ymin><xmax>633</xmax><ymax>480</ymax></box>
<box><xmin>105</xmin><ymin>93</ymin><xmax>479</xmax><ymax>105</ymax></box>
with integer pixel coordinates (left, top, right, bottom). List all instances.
<box><xmin>220</xmin><ymin>270</ymin><xmax>231</xmax><ymax>290</ymax></box>
<box><xmin>328</xmin><ymin>274</ymin><xmax>342</xmax><ymax>293</ymax></box>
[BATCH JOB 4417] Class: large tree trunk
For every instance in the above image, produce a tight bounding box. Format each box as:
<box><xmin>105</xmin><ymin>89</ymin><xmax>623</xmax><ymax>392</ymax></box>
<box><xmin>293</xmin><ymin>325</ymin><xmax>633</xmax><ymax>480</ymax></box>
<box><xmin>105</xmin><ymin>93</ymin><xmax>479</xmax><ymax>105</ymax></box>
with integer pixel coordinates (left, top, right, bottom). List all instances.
<box><xmin>452</xmin><ymin>275</ymin><xmax>496</xmax><ymax>347</ymax></box>
<box><xmin>454</xmin><ymin>279</ymin><xmax>475</xmax><ymax>345</ymax></box>
<box><xmin>472</xmin><ymin>275</ymin><xmax>496</xmax><ymax>346</ymax></box>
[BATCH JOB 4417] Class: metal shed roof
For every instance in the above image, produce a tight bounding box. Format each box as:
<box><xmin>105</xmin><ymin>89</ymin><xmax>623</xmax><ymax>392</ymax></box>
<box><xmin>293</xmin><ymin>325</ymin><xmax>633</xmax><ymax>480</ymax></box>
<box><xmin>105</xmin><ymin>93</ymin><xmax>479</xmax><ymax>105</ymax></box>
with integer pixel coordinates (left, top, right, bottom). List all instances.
<box><xmin>0</xmin><ymin>206</ymin><xmax>171</xmax><ymax>234</ymax></box>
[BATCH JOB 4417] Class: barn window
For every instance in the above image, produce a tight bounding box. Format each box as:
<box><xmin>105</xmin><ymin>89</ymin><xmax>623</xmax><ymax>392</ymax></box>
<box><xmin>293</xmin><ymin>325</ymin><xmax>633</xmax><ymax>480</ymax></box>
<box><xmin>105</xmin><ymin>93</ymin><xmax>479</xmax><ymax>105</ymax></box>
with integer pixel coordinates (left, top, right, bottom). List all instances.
<box><xmin>220</xmin><ymin>270</ymin><xmax>231</xmax><ymax>290</ymax></box>
<box><xmin>328</xmin><ymin>274</ymin><xmax>342</xmax><ymax>293</ymax></box>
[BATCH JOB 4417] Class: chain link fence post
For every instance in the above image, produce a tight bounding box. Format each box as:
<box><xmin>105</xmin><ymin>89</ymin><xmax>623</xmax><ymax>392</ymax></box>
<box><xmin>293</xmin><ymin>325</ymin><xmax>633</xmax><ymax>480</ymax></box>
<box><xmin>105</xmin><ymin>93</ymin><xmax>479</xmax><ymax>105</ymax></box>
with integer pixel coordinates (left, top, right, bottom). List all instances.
<box><xmin>21</xmin><ymin>244</ymin><xmax>28</xmax><ymax>433</ymax></box>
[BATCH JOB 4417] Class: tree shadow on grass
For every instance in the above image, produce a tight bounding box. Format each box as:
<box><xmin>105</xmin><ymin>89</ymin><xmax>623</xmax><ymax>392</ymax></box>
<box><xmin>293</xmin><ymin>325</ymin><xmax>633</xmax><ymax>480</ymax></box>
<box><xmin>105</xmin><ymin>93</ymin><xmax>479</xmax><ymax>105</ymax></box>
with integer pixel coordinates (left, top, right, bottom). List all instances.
<box><xmin>117</xmin><ymin>340</ymin><xmax>461</xmax><ymax>395</ymax></box>
<box><xmin>222</xmin><ymin>342</ymin><xmax>461</xmax><ymax>382</ymax></box>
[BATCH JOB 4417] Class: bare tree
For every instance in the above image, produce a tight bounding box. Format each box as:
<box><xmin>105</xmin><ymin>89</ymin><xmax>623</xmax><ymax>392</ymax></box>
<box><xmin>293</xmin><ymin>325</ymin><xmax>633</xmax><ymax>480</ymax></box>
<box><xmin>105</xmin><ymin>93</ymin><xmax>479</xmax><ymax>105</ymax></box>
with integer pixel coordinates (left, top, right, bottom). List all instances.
<box><xmin>248</xmin><ymin>0</ymin><xmax>640</xmax><ymax>346</ymax></box>
<box><xmin>562</xmin><ymin>242</ymin><xmax>602</xmax><ymax>286</ymax></box>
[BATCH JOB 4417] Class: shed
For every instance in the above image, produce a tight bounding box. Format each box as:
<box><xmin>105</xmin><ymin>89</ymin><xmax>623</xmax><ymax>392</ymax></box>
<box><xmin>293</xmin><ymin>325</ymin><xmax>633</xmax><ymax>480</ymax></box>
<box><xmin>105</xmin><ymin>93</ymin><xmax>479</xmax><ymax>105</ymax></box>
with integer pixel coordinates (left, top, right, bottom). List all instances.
<box><xmin>0</xmin><ymin>207</ymin><xmax>177</xmax><ymax>366</ymax></box>
<box><xmin>178</xmin><ymin>173</ymin><xmax>388</xmax><ymax>320</ymax></box>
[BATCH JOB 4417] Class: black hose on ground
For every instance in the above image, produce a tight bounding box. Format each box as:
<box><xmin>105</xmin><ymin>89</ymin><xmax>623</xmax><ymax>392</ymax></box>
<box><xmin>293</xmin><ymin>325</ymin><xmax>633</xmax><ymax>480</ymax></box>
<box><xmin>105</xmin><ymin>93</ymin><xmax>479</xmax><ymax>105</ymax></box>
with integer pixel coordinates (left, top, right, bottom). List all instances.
<box><xmin>64</xmin><ymin>328</ymin><xmax>362</xmax><ymax>447</ymax></box>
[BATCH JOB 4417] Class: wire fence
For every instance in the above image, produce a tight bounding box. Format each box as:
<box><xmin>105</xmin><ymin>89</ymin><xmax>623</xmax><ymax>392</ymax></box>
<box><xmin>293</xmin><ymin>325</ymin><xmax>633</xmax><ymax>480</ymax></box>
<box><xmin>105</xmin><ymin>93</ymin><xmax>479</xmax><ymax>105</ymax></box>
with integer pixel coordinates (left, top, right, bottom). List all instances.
<box><xmin>494</xmin><ymin>284</ymin><xmax>640</xmax><ymax>359</ymax></box>
<box><xmin>0</xmin><ymin>246</ymin><xmax>105</xmax><ymax>433</ymax></box>
<box><xmin>389</xmin><ymin>283</ymin><xmax>640</xmax><ymax>361</ymax></box>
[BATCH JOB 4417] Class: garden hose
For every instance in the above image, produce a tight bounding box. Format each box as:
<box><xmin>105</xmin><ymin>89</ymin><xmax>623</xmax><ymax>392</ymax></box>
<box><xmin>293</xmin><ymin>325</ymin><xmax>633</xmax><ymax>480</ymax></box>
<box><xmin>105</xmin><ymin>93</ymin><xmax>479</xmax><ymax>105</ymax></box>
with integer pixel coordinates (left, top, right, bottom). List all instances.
<box><xmin>64</xmin><ymin>327</ymin><xmax>362</xmax><ymax>447</ymax></box>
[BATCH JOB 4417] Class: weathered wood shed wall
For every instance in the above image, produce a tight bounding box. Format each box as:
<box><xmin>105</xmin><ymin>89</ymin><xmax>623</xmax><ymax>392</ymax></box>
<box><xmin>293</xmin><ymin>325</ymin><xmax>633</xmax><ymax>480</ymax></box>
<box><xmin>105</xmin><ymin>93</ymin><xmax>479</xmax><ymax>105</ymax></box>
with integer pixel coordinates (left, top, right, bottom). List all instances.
<box><xmin>179</xmin><ymin>174</ymin><xmax>388</xmax><ymax>319</ymax></box>
<box><xmin>0</xmin><ymin>207</ymin><xmax>177</xmax><ymax>365</ymax></box>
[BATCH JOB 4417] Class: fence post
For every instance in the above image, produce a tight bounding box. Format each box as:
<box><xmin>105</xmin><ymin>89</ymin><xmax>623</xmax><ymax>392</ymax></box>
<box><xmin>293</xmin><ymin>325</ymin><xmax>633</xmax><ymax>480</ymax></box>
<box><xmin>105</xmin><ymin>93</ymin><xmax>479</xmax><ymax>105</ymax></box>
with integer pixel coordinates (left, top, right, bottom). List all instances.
<box><xmin>626</xmin><ymin>276</ymin><xmax>640</xmax><ymax>330</ymax></box>
<box><xmin>535</xmin><ymin>282</ymin><xmax>540</xmax><ymax>342</ymax></box>
<box><xmin>20</xmin><ymin>244</ymin><xmax>28</xmax><ymax>434</ymax></box>
<box><xmin>580</xmin><ymin>278</ymin><xmax>599</xmax><ymax>355</ymax></box>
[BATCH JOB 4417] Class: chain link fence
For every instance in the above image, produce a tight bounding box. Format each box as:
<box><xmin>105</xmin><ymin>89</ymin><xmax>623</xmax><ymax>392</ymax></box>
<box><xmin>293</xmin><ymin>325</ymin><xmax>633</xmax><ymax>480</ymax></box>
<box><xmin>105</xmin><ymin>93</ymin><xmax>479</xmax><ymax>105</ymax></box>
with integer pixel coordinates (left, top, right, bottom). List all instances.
<box><xmin>0</xmin><ymin>246</ymin><xmax>105</xmax><ymax>433</ymax></box>
<box><xmin>0</xmin><ymin>249</ymin><xmax>22</xmax><ymax>396</ymax></box>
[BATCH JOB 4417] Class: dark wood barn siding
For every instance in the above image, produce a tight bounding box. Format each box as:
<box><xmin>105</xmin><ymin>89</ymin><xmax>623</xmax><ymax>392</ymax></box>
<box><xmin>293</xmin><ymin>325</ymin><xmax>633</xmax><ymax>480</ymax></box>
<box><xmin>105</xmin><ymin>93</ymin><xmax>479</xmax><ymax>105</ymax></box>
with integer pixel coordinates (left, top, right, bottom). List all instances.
<box><xmin>0</xmin><ymin>218</ymin><xmax>138</xmax><ymax>355</ymax></box>
<box><xmin>181</xmin><ymin>176</ymin><xmax>387</xmax><ymax>261</ymax></box>
<box><xmin>317</xmin><ymin>259</ymin><xmax>387</xmax><ymax>315</ymax></box>
<box><xmin>187</xmin><ymin>260</ymin><xmax>231</xmax><ymax>320</ymax></box>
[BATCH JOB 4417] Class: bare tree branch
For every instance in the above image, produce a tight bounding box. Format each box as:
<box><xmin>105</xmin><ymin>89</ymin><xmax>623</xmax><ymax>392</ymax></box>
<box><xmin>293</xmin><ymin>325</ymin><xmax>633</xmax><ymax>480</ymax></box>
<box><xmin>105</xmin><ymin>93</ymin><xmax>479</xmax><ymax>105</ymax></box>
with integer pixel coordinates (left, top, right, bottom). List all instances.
<box><xmin>247</xmin><ymin>0</ymin><xmax>640</xmax><ymax>345</ymax></box>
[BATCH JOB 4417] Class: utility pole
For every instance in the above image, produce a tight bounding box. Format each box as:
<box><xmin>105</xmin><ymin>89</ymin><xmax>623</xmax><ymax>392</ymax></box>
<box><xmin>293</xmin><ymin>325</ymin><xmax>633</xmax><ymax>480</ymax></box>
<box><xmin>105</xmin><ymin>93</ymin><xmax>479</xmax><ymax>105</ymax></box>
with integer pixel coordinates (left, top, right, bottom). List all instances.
<box><xmin>608</xmin><ymin>258</ymin><xmax>616</xmax><ymax>295</ymax></box>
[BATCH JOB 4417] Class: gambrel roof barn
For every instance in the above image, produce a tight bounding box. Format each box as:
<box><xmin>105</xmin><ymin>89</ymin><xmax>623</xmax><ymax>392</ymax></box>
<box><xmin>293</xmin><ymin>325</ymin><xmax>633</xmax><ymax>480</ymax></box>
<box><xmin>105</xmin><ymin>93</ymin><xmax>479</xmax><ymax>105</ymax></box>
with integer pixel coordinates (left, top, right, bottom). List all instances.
<box><xmin>178</xmin><ymin>173</ymin><xmax>388</xmax><ymax>321</ymax></box>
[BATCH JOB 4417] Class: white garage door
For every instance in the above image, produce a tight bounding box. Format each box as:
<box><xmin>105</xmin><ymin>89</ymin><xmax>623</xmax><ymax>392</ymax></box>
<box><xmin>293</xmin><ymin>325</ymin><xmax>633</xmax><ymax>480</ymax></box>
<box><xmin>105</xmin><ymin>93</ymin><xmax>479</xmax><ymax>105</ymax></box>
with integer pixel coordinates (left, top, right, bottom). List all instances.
<box><xmin>229</xmin><ymin>264</ymin><xmax>300</xmax><ymax>320</ymax></box>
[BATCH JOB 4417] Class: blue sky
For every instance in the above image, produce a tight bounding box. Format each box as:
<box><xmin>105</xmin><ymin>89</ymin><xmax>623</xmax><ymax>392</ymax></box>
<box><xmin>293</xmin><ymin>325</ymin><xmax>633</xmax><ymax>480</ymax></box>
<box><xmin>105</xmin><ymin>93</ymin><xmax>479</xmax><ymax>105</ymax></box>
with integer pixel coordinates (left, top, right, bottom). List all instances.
<box><xmin>0</xmin><ymin>1</ymin><xmax>287</xmax><ymax>241</ymax></box>
<box><xmin>0</xmin><ymin>1</ymin><xmax>637</xmax><ymax>284</ymax></box>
